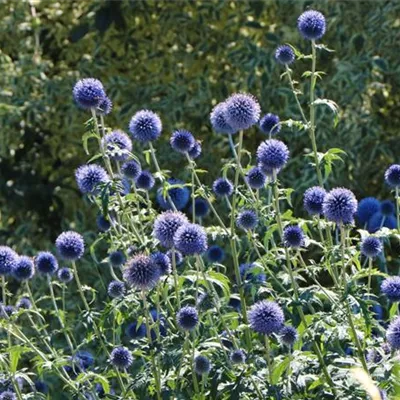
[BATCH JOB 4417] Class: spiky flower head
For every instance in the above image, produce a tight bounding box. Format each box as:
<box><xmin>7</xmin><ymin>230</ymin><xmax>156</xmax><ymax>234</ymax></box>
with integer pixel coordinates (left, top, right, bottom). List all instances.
<box><xmin>75</xmin><ymin>164</ymin><xmax>109</xmax><ymax>195</ymax></box>
<box><xmin>381</xmin><ymin>200</ymin><xmax>395</xmax><ymax>216</ymax></box>
<box><xmin>166</xmin><ymin>249</ymin><xmax>183</xmax><ymax>266</ymax></box>
<box><xmin>275</xmin><ymin>45</ymin><xmax>295</xmax><ymax>65</ymax></box>
<box><xmin>35</xmin><ymin>251</ymin><xmax>58</xmax><ymax>275</ymax></box>
<box><xmin>246</xmin><ymin>166</ymin><xmax>266</xmax><ymax>189</ymax></box>
<box><xmin>150</xmin><ymin>252</ymin><xmax>171</xmax><ymax>275</ymax></box>
<box><xmin>16</xmin><ymin>297</ymin><xmax>32</xmax><ymax>310</ymax></box>
<box><xmin>259</xmin><ymin>113</ymin><xmax>281</xmax><ymax>135</ymax></box>
<box><xmin>188</xmin><ymin>141</ymin><xmax>202</xmax><ymax>159</ymax></box>
<box><xmin>0</xmin><ymin>246</ymin><xmax>18</xmax><ymax>275</ymax></box>
<box><xmin>303</xmin><ymin>186</ymin><xmax>327</xmax><ymax>216</ymax></box>
<box><xmin>224</xmin><ymin>93</ymin><xmax>261</xmax><ymax>131</ymax></box>
<box><xmin>135</xmin><ymin>170</ymin><xmax>155</xmax><ymax>190</ymax></box>
<box><xmin>176</xmin><ymin>306</ymin><xmax>199</xmax><ymax>331</ymax></box>
<box><xmin>257</xmin><ymin>139</ymin><xmax>289</xmax><ymax>170</ymax></box>
<box><xmin>210</xmin><ymin>102</ymin><xmax>236</xmax><ymax>135</ymax></box>
<box><xmin>0</xmin><ymin>391</ymin><xmax>16</xmax><ymax>400</ymax></box>
<box><xmin>322</xmin><ymin>188</ymin><xmax>358</xmax><ymax>224</ymax></box>
<box><xmin>156</xmin><ymin>178</ymin><xmax>190</xmax><ymax>210</ymax></box>
<box><xmin>96</xmin><ymin>96</ymin><xmax>112</xmax><ymax>115</ymax></box>
<box><xmin>386</xmin><ymin>316</ymin><xmax>400</xmax><ymax>349</ymax></box>
<box><xmin>108</xmin><ymin>280</ymin><xmax>126</xmax><ymax>298</ymax></box>
<box><xmin>174</xmin><ymin>223</ymin><xmax>208</xmax><ymax>255</ymax></box>
<box><xmin>357</xmin><ymin>197</ymin><xmax>381</xmax><ymax>224</ymax></box>
<box><xmin>248</xmin><ymin>300</ymin><xmax>284</xmax><ymax>335</ymax></box>
<box><xmin>123</xmin><ymin>254</ymin><xmax>160</xmax><ymax>290</ymax></box>
<box><xmin>55</xmin><ymin>231</ymin><xmax>85</xmax><ymax>261</ymax></box>
<box><xmin>13</xmin><ymin>256</ymin><xmax>35</xmax><ymax>281</ymax></box>
<box><xmin>73</xmin><ymin>78</ymin><xmax>105</xmax><ymax>109</ymax></box>
<box><xmin>368</xmin><ymin>212</ymin><xmax>397</xmax><ymax>233</ymax></box>
<box><xmin>102</xmin><ymin>130</ymin><xmax>132</xmax><ymax>161</ymax></box>
<box><xmin>109</xmin><ymin>250</ymin><xmax>126</xmax><ymax>267</ymax></box>
<box><xmin>279</xmin><ymin>326</ymin><xmax>298</xmax><ymax>346</ymax></box>
<box><xmin>381</xmin><ymin>277</ymin><xmax>400</xmax><ymax>302</ymax></box>
<box><xmin>297</xmin><ymin>10</ymin><xmax>326</xmax><ymax>40</ymax></box>
<box><xmin>109</xmin><ymin>347</ymin><xmax>133</xmax><ymax>369</ymax></box>
<box><xmin>212</xmin><ymin>178</ymin><xmax>234</xmax><ymax>197</ymax></box>
<box><xmin>230</xmin><ymin>349</ymin><xmax>246</xmax><ymax>364</ymax></box>
<box><xmin>385</xmin><ymin>164</ymin><xmax>400</xmax><ymax>188</ymax></box>
<box><xmin>206</xmin><ymin>245</ymin><xmax>225</xmax><ymax>263</ymax></box>
<box><xmin>153</xmin><ymin>211</ymin><xmax>189</xmax><ymax>248</ymax></box>
<box><xmin>129</xmin><ymin>110</ymin><xmax>162</xmax><ymax>143</ymax></box>
<box><xmin>57</xmin><ymin>267</ymin><xmax>74</xmax><ymax>283</ymax></box>
<box><xmin>170</xmin><ymin>129</ymin><xmax>195</xmax><ymax>153</ymax></box>
<box><xmin>121</xmin><ymin>160</ymin><xmax>141</xmax><ymax>180</ymax></box>
<box><xmin>125</xmin><ymin>321</ymin><xmax>146</xmax><ymax>339</ymax></box>
<box><xmin>189</xmin><ymin>198</ymin><xmax>210</xmax><ymax>218</ymax></box>
<box><xmin>361</xmin><ymin>236</ymin><xmax>382</xmax><ymax>258</ymax></box>
<box><xmin>96</xmin><ymin>214</ymin><xmax>111</xmax><ymax>232</ymax></box>
<box><xmin>194</xmin><ymin>355</ymin><xmax>211</xmax><ymax>375</ymax></box>
<box><xmin>283</xmin><ymin>225</ymin><xmax>305</xmax><ymax>248</ymax></box>
<box><xmin>236</xmin><ymin>209</ymin><xmax>258</xmax><ymax>231</ymax></box>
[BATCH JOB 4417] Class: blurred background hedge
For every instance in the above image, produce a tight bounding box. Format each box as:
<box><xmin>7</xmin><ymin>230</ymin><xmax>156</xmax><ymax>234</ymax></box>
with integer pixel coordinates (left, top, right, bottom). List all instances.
<box><xmin>1</xmin><ymin>0</ymin><xmax>399</xmax><ymax>251</ymax></box>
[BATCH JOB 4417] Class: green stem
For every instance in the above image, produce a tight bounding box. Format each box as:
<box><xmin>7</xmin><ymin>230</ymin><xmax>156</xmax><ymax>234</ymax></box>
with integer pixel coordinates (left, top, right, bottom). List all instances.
<box><xmin>264</xmin><ymin>335</ymin><xmax>273</xmax><ymax>383</ymax></box>
<box><xmin>396</xmin><ymin>187</ymin><xmax>399</xmax><ymax>233</ymax></box>
<box><xmin>171</xmin><ymin>248</ymin><xmax>181</xmax><ymax>308</ymax></box>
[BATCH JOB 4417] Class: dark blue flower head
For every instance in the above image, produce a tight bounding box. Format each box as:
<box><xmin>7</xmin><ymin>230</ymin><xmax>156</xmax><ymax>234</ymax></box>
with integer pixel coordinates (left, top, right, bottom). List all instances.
<box><xmin>279</xmin><ymin>326</ymin><xmax>298</xmax><ymax>346</ymax></box>
<box><xmin>381</xmin><ymin>200</ymin><xmax>395</xmax><ymax>216</ymax></box>
<box><xmin>259</xmin><ymin>113</ymin><xmax>281</xmax><ymax>136</ymax></box>
<box><xmin>230</xmin><ymin>349</ymin><xmax>246</xmax><ymax>364</ymax></box>
<box><xmin>34</xmin><ymin>380</ymin><xmax>49</xmax><ymax>394</ymax></box>
<box><xmin>16</xmin><ymin>297</ymin><xmax>32</xmax><ymax>310</ymax></box>
<box><xmin>246</xmin><ymin>166</ymin><xmax>266</xmax><ymax>189</ymax></box>
<box><xmin>96</xmin><ymin>96</ymin><xmax>112</xmax><ymax>116</ymax></box>
<box><xmin>35</xmin><ymin>251</ymin><xmax>58</xmax><ymax>275</ymax></box>
<box><xmin>73</xmin><ymin>350</ymin><xmax>94</xmax><ymax>370</ymax></box>
<box><xmin>297</xmin><ymin>10</ymin><xmax>326</xmax><ymax>40</ymax></box>
<box><xmin>57</xmin><ymin>267</ymin><xmax>74</xmax><ymax>283</ymax></box>
<box><xmin>157</xmin><ymin>178</ymin><xmax>190</xmax><ymax>210</ymax></box>
<box><xmin>166</xmin><ymin>249</ymin><xmax>183</xmax><ymax>266</ymax></box>
<box><xmin>275</xmin><ymin>45</ymin><xmax>295</xmax><ymax>65</ymax></box>
<box><xmin>123</xmin><ymin>254</ymin><xmax>160</xmax><ymax>290</ymax></box>
<box><xmin>108</xmin><ymin>280</ymin><xmax>126</xmax><ymax>298</ymax></box>
<box><xmin>381</xmin><ymin>277</ymin><xmax>400</xmax><ymax>302</ymax></box>
<box><xmin>224</xmin><ymin>93</ymin><xmax>261</xmax><ymax>131</ymax></box>
<box><xmin>210</xmin><ymin>102</ymin><xmax>236</xmax><ymax>135</ymax></box>
<box><xmin>385</xmin><ymin>164</ymin><xmax>400</xmax><ymax>188</ymax></box>
<box><xmin>153</xmin><ymin>211</ymin><xmax>189</xmax><ymax>248</ymax></box>
<box><xmin>303</xmin><ymin>186</ymin><xmax>327</xmax><ymax>216</ymax></box>
<box><xmin>75</xmin><ymin>164</ymin><xmax>109</xmax><ymax>195</ymax></box>
<box><xmin>236</xmin><ymin>209</ymin><xmax>258</xmax><ymax>230</ymax></box>
<box><xmin>0</xmin><ymin>305</ymin><xmax>15</xmax><ymax>319</ymax></box>
<box><xmin>240</xmin><ymin>263</ymin><xmax>266</xmax><ymax>284</ymax></box>
<box><xmin>170</xmin><ymin>129</ymin><xmax>195</xmax><ymax>153</ymax></box>
<box><xmin>368</xmin><ymin>212</ymin><xmax>397</xmax><ymax>233</ymax></box>
<box><xmin>109</xmin><ymin>250</ymin><xmax>126</xmax><ymax>267</ymax></box>
<box><xmin>361</xmin><ymin>236</ymin><xmax>382</xmax><ymax>258</ymax></box>
<box><xmin>257</xmin><ymin>139</ymin><xmax>289</xmax><ymax>170</ymax></box>
<box><xmin>322</xmin><ymin>188</ymin><xmax>358</xmax><ymax>224</ymax></box>
<box><xmin>177</xmin><ymin>306</ymin><xmax>199</xmax><ymax>331</ymax></box>
<box><xmin>249</xmin><ymin>300</ymin><xmax>285</xmax><ymax>335</ymax></box>
<box><xmin>207</xmin><ymin>245</ymin><xmax>225</xmax><ymax>263</ymax></box>
<box><xmin>0</xmin><ymin>246</ymin><xmax>18</xmax><ymax>275</ymax></box>
<box><xmin>13</xmin><ymin>256</ymin><xmax>35</xmax><ymax>281</ymax></box>
<box><xmin>73</xmin><ymin>78</ymin><xmax>105</xmax><ymax>109</ymax></box>
<box><xmin>135</xmin><ymin>170</ymin><xmax>155</xmax><ymax>190</ymax></box>
<box><xmin>56</xmin><ymin>231</ymin><xmax>85</xmax><ymax>261</ymax></box>
<box><xmin>0</xmin><ymin>391</ymin><xmax>16</xmax><ymax>400</ymax></box>
<box><xmin>121</xmin><ymin>160</ymin><xmax>142</xmax><ymax>180</ymax></box>
<box><xmin>357</xmin><ymin>197</ymin><xmax>381</xmax><ymax>224</ymax></box>
<box><xmin>386</xmin><ymin>316</ymin><xmax>400</xmax><ymax>349</ymax></box>
<box><xmin>110</xmin><ymin>347</ymin><xmax>133</xmax><ymax>369</ymax></box>
<box><xmin>174</xmin><ymin>223</ymin><xmax>208</xmax><ymax>255</ymax></box>
<box><xmin>126</xmin><ymin>321</ymin><xmax>146</xmax><ymax>339</ymax></box>
<box><xmin>189</xmin><ymin>198</ymin><xmax>209</xmax><ymax>218</ymax></box>
<box><xmin>151</xmin><ymin>252</ymin><xmax>171</xmax><ymax>275</ymax></box>
<box><xmin>194</xmin><ymin>355</ymin><xmax>211</xmax><ymax>375</ymax></box>
<box><xmin>129</xmin><ymin>110</ymin><xmax>162</xmax><ymax>143</ymax></box>
<box><xmin>102</xmin><ymin>130</ymin><xmax>132</xmax><ymax>161</ymax></box>
<box><xmin>96</xmin><ymin>214</ymin><xmax>111</xmax><ymax>232</ymax></box>
<box><xmin>212</xmin><ymin>178</ymin><xmax>234</xmax><ymax>197</ymax></box>
<box><xmin>283</xmin><ymin>225</ymin><xmax>305</xmax><ymax>248</ymax></box>
<box><xmin>188</xmin><ymin>141</ymin><xmax>202</xmax><ymax>159</ymax></box>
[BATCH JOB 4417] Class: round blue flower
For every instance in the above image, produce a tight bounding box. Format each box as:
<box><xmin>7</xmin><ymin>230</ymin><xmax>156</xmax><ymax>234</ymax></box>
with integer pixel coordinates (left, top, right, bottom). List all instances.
<box><xmin>230</xmin><ymin>349</ymin><xmax>246</xmax><ymax>364</ymax></box>
<box><xmin>126</xmin><ymin>321</ymin><xmax>146</xmax><ymax>339</ymax></box>
<box><xmin>157</xmin><ymin>178</ymin><xmax>190</xmax><ymax>210</ymax></box>
<box><xmin>194</xmin><ymin>355</ymin><xmax>211</xmax><ymax>375</ymax></box>
<box><xmin>96</xmin><ymin>96</ymin><xmax>112</xmax><ymax>116</ymax></box>
<box><xmin>189</xmin><ymin>198</ymin><xmax>209</xmax><ymax>218</ymax></box>
<box><xmin>75</xmin><ymin>164</ymin><xmax>109</xmax><ymax>195</ymax></box>
<box><xmin>151</xmin><ymin>252</ymin><xmax>171</xmax><ymax>275</ymax></box>
<box><xmin>153</xmin><ymin>211</ymin><xmax>189</xmax><ymax>248</ymax></box>
<box><xmin>381</xmin><ymin>200</ymin><xmax>395</xmax><ymax>216</ymax></box>
<box><xmin>177</xmin><ymin>306</ymin><xmax>199</xmax><ymax>331</ymax></box>
<box><xmin>248</xmin><ymin>300</ymin><xmax>285</xmax><ymax>335</ymax></box>
<box><xmin>386</xmin><ymin>316</ymin><xmax>400</xmax><ymax>349</ymax></box>
<box><xmin>35</xmin><ymin>251</ymin><xmax>58</xmax><ymax>275</ymax></box>
<box><xmin>135</xmin><ymin>170</ymin><xmax>155</xmax><ymax>190</ymax></box>
<box><xmin>73</xmin><ymin>78</ymin><xmax>106</xmax><ymax>109</ymax></box>
<box><xmin>275</xmin><ymin>45</ymin><xmax>295</xmax><ymax>65</ymax></box>
<box><xmin>166</xmin><ymin>249</ymin><xmax>183</xmax><ymax>266</ymax></box>
<box><xmin>236</xmin><ymin>209</ymin><xmax>258</xmax><ymax>230</ymax></box>
<box><xmin>381</xmin><ymin>277</ymin><xmax>400</xmax><ymax>302</ymax></box>
<box><xmin>56</xmin><ymin>231</ymin><xmax>85</xmax><ymax>261</ymax></box>
<box><xmin>108</xmin><ymin>280</ymin><xmax>126</xmax><ymax>298</ymax></box>
<box><xmin>212</xmin><ymin>178</ymin><xmax>234</xmax><ymax>197</ymax></box>
<box><xmin>322</xmin><ymin>188</ymin><xmax>358</xmax><ymax>224</ymax></box>
<box><xmin>0</xmin><ymin>391</ymin><xmax>16</xmax><ymax>400</ymax></box>
<box><xmin>240</xmin><ymin>263</ymin><xmax>266</xmax><ymax>284</ymax></box>
<box><xmin>129</xmin><ymin>110</ymin><xmax>162</xmax><ymax>143</ymax></box>
<box><xmin>57</xmin><ymin>267</ymin><xmax>74</xmax><ymax>283</ymax></box>
<box><xmin>188</xmin><ymin>141</ymin><xmax>202</xmax><ymax>159</ymax></box>
<box><xmin>173</xmin><ymin>223</ymin><xmax>208</xmax><ymax>255</ymax></box>
<box><xmin>102</xmin><ymin>130</ymin><xmax>132</xmax><ymax>161</ymax></box>
<box><xmin>279</xmin><ymin>326</ymin><xmax>298</xmax><ymax>346</ymax></box>
<box><xmin>303</xmin><ymin>186</ymin><xmax>327</xmax><ymax>216</ymax></box>
<box><xmin>13</xmin><ymin>256</ymin><xmax>35</xmax><ymax>281</ymax></box>
<box><xmin>109</xmin><ymin>250</ymin><xmax>126</xmax><ymax>267</ymax></box>
<box><xmin>96</xmin><ymin>214</ymin><xmax>111</xmax><ymax>232</ymax></box>
<box><xmin>368</xmin><ymin>212</ymin><xmax>397</xmax><ymax>233</ymax></box>
<box><xmin>259</xmin><ymin>113</ymin><xmax>281</xmax><ymax>135</ymax></box>
<box><xmin>16</xmin><ymin>297</ymin><xmax>32</xmax><ymax>310</ymax></box>
<box><xmin>170</xmin><ymin>129</ymin><xmax>195</xmax><ymax>153</ymax></box>
<box><xmin>0</xmin><ymin>246</ymin><xmax>18</xmax><ymax>275</ymax></box>
<box><xmin>257</xmin><ymin>139</ymin><xmax>289</xmax><ymax>170</ymax></box>
<box><xmin>361</xmin><ymin>236</ymin><xmax>382</xmax><ymax>258</ymax></box>
<box><xmin>34</xmin><ymin>380</ymin><xmax>49</xmax><ymax>394</ymax></box>
<box><xmin>0</xmin><ymin>305</ymin><xmax>15</xmax><ymax>319</ymax></box>
<box><xmin>224</xmin><ymin>93</ymin><xmax>261</xmax><ymax>131</ymax></box>
<box><xmin>207</xmin><ymin>245</ymin><xmax>225</xmax><ymax>263</ymax></box>
<box><xmin>210</xmin><ymin>102</ymin><xmax>236</xmax><ymax>135</ymax></box>
<box><xmin>246</xmin><ymin>166</ymin><xmax>266</xmax><ymax>189</ymax></box>
<box><xmin>73</xmin><ymin>350</ymin><xmax>94</xmax><ymax>370</ymax></box>
<box><xmin>121</xmin><ymin>160</ymin><xmax>142</xmax><ymax>180</ymax></box>
<box><xmin>385</xmin><ymin>164</ymin><xmax>400</xmax><ymax>188</ymax></box>
<box><xmin>110</xmin><ymin>347</ymin><xmax>133</xmax><ymax>369</ymax></box>
<box><xmin>297</xmin><ymin>10</ymin><xmax>326</xmax><ymax>40</ymax></box>
<box><xmin>123</xmin><ymin>254</ymin><xmax>160</xmax><ymax>290</ymax></box>
<box><xmin>283</xmin><ymin>225</ymin><xmax>305</xmax><ymax>248</ymax></box>
<box><xmin>357</xmin><ymin>197</ymin><xmax>381</xmax><ymax>224</ymax></box>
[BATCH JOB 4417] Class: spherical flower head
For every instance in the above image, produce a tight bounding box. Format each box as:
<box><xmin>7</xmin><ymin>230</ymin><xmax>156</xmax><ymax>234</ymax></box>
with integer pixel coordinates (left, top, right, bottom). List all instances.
<box><xmin>246</xmin><ymin>166</ymin><xmax>266</xmax><ymax>189</ymax></box>
<box><xmin>56</xmin><ymin>231</ymin><xmax>85</xmax><ymax>261</ymax></box>
<box><xmin>153</xmin><ymin>211</ymin><xmax>189</xmax><ymax>248</ymax></box>
<box><xmin>177</xmin><ymin>306</ymin><xmax>199</xmax><ymax>331</ymax></box>
<box><xmin>151</xmin><ymin>252</ymin><xmax>171</xmax><ymax>275</ymax></box>
<box><xmin>109</xmin><ymin>347</ymin><xmax>133</xmax><ymax>369</ymax></box>
<box><xmin>368</xmin><ymin>212</ymin><xmax>397</xmax><ymax>233</ymax></box>
<box><xmin>157</xmin><ymin>178</ymin><xmax>190</xmax><ymax>210</ymax></box>
<box><xmin>322</xmin><ymin>188</ymin><xmax>358</xmax><ymax>224</ymax></box>
<box><xmin>224</xmin><ymin>93</ymin><xmax>261</xmax><ymax>131</ymax></box>
<box><xmin>297</xmin><ymin>10</ymin><xmax>326</xmax><ymax>40</ymax></box>
<box><xmin>72</xmin><ymin>78</ymin><xmax>105</xmax><ymax>109</ymax></box>
<box><xmin>259</xmin><ymin>113</ymin><xmax>281</xmax><ymax>135</ymax></box>
<box><xmin>75</xmin><ymin>164</ymin><xmax>109</xmax><ymax>195</ymax></box>
<box><xmin>108</xmin><ymin>280</ymin><xmax>126</xmax><ymax>298</ymax></box>
<box><xmin>188</xmin><ymin>141</ymin><xmax>202</xmax><ymax>159</ymax></box>
<box><xmin>57</xmin><ymin>267</ymin><xmax>74</xmax><ymax>283</ymax></box>
<box><xmin>303</xmin><ymin>186</ymin><xmax>327</xmax><ymax>216</ymax></box>
<box><xmin>0</xmin><ymin>391</ymin><xmax>16</xmax><ymax>400</ymax></box>
<box><xmin>357</xmin><ymin>197</ymin><xmax>381</xmax><ymax>224</ymax></box>
<box><xmin>240</xmin><ymin>263</ymin><xmax>266</xmax><ymax>284</ymax></box>
<box><xmin>16</xmin><ymin>297</ymin><xmax>32</xmax><ymax>310</ymax></box>
<box><xmin>35</xmin><ymin>251</ymin><xmax>58</xmax><ymax>275</ymax></box>
<box><xmin>257</xmin><ymin>139</ymin><xmax>289</xmax><ymax>170</ymax></box>
<box><xmin>210</xmin><ymin>102</ymin><xmax>236</xmax><ymax>135</ymax></box>
<box><xmin>386</xmin><ymin>316</ymin><xmax>400</xmax><ymax>349</ymax></box>
<box><xmin>13</xmin><ymin>256</ymin><xmax>35</xmax><ymax>281</ymax></box>
<box><xmin>283</xmin><ymin>225</ymin><xmax>305</xmax><ymax>248</ymax></box>
<box><xmin>96</xmin><ymin>96</ymin><xmax>112</xmax><ymax>116</ymax></box>
<box><xmin>126</xmin><ymin>321</ymin><xmax>146</xmax><ymax>339</ymax></box>
<box><xmin>96</xmin><ymin>214</ymin><xmax>111</xmax><ymax>232</ymax></box>
<box><xmin>73</xmin><ymin>350</ymin><xmax>94</xmax><ymax>371</ymax></box>
<box><xmin>385</xmin><ymin>164</ymin><xmax>400</xmax><ymax>188</ymax></box>
<box><xmin>135</xmin><ymin>170</ymin><xmax>155</xmax><ymax>190</ymax></box>
<box><xmin>123</xmin><ymin>254</ymin><xmax>160</xmax><ymax>290</ymax></box>
<box><xmin>361</xmin><ymin>236</ymin><xmax>382</xmax><ymax>258</ymax></box>
<box><xmin>381</xmin><ymin>277</ymin><xmax>400</xmax><ymax>302</ymax></box>
<box><xmin>212</xmin><ymin>178</ymin><xmax>234</xmax><ymax>197</ymax></box>
<box><xmin>236</xmin><ymin>209</ymin><xmax>258</xmax><ymax>231</ymax></box>
<box><xmin>207</xmin><ymin>245</ymin><xmax>225</xmax><ymax>263</ymax></box>
<box><xmin>102</xmin><ymin>130</ymin><xmax>132</xmax><ymax>161</ymax></box>
<box><xmin>109</xmin><ymin>250</ymin><xmax>126</xmax><ymax>267</ymax></box>
<box><xmin>380</xmin><ymin>200</ymin><xmax>395</xmax><ymax>216</ymax></box>
<box><xmin>173</xmin><ymin>223</ymin><xmax>208</xmax><ymax>255</ymax></box>
<box><xmin>170</xmin><ymin>129</ymin><xmax>195</xmax><ymax>153</ymax></box>
<box><xmin>189</xmin><ymin>198</ymin><xmax>209</xmax><ymax>218</ymax></box>
<box><xmin>275</xmin><ymin>45</ymin><xmax>295</xmax><ymax>65</ymax></box>
<box><xmin>194</xmin><ymin>355</ymin><xmax>211</xmax><ymax>375</ymax></box>
<box><xmin>0</xmin><ymin>305</ymin><xmax>15</xmax><ymax>319</ymax></box>
<box><xmin>129</xmin><ymin>110</ymin><xmax>162</xmax><ymax>143</ymax></box>
<box><xmin>121</xmin><ymin>160</ymin><xmax>142</xmax><ymax>180</ymax></box>
<box><xmin>279</xmin><ymin>326</ymin><xmax>298</xmax><ymax>346</ymax></box>
<box><xmin>230</xmin><ymin>349</ymin><xmax>246</xmax><ymax>364</ymax></box>
<box><xmin>249</xmin><ymin>300</ymin><xmax>285</xmax><ymax>335</ymax></box>
<box><xmin>0</xmin><ymin>246</ymin><xmax>18</xmax><ymax>275</ymax></box>
<box><xmin>166</xmin><ymin>249</ymin><xmax>183</xmax><ymax>266</ymax></box>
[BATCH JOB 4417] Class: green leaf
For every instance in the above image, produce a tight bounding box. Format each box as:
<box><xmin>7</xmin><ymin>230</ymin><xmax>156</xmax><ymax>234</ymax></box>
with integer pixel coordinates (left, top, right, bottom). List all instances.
<box><xmin>82</xmin><ymin>131</ymin><xmax>99</xmax><ymax>155</ymax></box>
<box><xmin>271</xmin><ymin>357</ymin><xmax>290</xmax><ymax>385</ymax></box>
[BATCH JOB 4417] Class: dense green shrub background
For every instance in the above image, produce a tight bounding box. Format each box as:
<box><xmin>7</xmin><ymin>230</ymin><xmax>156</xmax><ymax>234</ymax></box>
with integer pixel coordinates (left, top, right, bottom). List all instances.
<box><xmin>1</xmin><ymin>0</ymin><xmax>399</xmax><ymax>251</ymax></box>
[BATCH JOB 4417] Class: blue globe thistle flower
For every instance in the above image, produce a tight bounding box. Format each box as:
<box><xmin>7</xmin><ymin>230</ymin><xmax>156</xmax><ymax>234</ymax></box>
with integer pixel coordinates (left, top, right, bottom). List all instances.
<box><xmin>35</xmin><ymin>380</ymin><xmax>48</xmax><ymax>394</ymax></box>
<box><xmin>170</xmin><ymin>129</ymin><xmax>195</xmax><ymax>153</ymax></box>
<box><xmin>224</xmin><ymin>93</ymin><xmax>261</xmax><ymax>131</ymax></box>
<box><xmin>279</xmin><ymin>326</ymin><xmax>298</xmax><ymax>346</ymax></box>
<box><xmin>230</xmin><ymin>349</ymin><xmax>246</xmax><ymax>364</ymax></box>
<box><xmin>210</xmin><ymin>102</ymin><xmax>236</xmax><ymax>135</ymax></box>
<box><xmin>57</xmin><ymin>267</ymin><xmax>74</xmax><ymax>283</ymax></box>
<box><xmin>177</xmin><ymin>306</ymin><xmax>199</xmax><ymax>331</ymax></box>
<box><xmin>96</xmin><ymin>214</ymin><xmax>111</xmax><ymax>232</ymax></box>
<box><xmin>189</xmin><ymin>198</ymin><xmax>209</xmax><ymax>218</ymax></box>
<box><xmin>109</xmin><ymin>250</ymin><xmax>126</xmax><ymax>267</ymax></box>
<box><xmin>72</xmin><ymin>78</ymin><xmax>105</xmax><ymax>109</ymax></box>
<box><xmin>257</xmin><ymin>139</ymin><xmax>289</xmax><ymax>171</ymax></box>
<box><xmin>123</xmin><ymin>254</ymin><xmax>160</xmax><ymax>290</ymax></box>
<box><xmin>248</xmin><ymin>300</ymin><xmax>285</xmax><ymax>335</ymax></box>
<box><xmin>0</xmin><ymin>246</ymin><xmax>18</xmax><ymax>275</ymax></box>
<box><xmin>385</xmin><ymin>164</ymin><xmax>400</xmax><ymax>188</ymax></box>
<box><xmin>157</xmin><ymin>178</ymin><xmax>190</xmax><ymax>210</ymax></box>
<box><xmin>149</xmin><ymin>309</ymin><xmax>168</xmax><ymax>338</ymax></box>
<box><xmin>368</xmin><ymin>212</ymin><xmax>397</xmax><ymax>233</ymax></box>
<box><xmin>35</xmin><ymin>251</ymin><xmax>58</xmax><ymax>275</ymax></box>
<box><xmin>110</xmin><ymin>347</ymin><xmax>133</xmax><ymax>369</ymax></box>
<box><xmin>206</xmin><ymin>245</ymin><xmax>225</xmax><ymax>263</ymax></box>
<box><xmin>135</xmin><ymin>170</ymin><xmax>155</xmax><ymax>190</ymax></box>
<box><xmin>173</xmin><ymin>223</ymin><xmax>208</xmax><ymax>255</ymax></box>
<box><xmin>56</xmin><ymin>231</ymin><xmax>85</xmax><ymax>261</ymax></box>
<box><xmin>259</xmin><ymin>113</ymin><xmax>281</xmax><ymax>136</ymax></box>
<box><xmin>361</xmin><ymin>236</ymin><xmax>382</xmax><ymax>258</ymax></box>
<box><xmin>283</xmin><ymin>225</ymin><xmax>305</xmax><ymax>248</ymax></box>
<box><xmin>102</xmin><ymin>130</ymin><xmax>132</xmax><ymax>161</ymax></box>
<box><xmin>75</xmin><ymin>164</ymin><xmax>109</xmax><ymax>195</ymax></box>
<box><xmin>108</xmin><ymin>280</ymin><xmax>126</xmax><ymax>298</ymax></box>
<box><xmin>386</xmin><ymin>316</ymin><xmax>400</xmax><ymax>349</ymax></box>
<box><xmin>151</xmin><ymin>252</ymin><xmax>171</xmax><ymax>275</ymax></box>
<box><xmin>16</xmin><ymin>297</ymin><xmax>32</xmax><ymax>310</ymax></box>
<box><xmin>126</xmin><ymin>321</ymin><xmax>146</xmax><ymax>339</ymax></box>
<box><xmin>322</xmin><ymin>188</ymin><xmax>358</xmax><ymax>224</ymax></box>
<box><xmin>212</xmin><ymin>178</ymin><xmax>234</xmax><ymax>197</ymax></box>
<box><xmin>275</xmin><ymin>45</ymin><xmax>295</xmax><ymax>65</ymax></box>
<box><xmin>129</xmin><ymin>110</ymin><xmax>162</xmax><ymax>143</ymax></box>
<box><xmin>303</xmin><ymin>186</ymin><xmax>327</xmax><ymax>215</ymax></box>
<box><xmin>73</xmin><ymin>350</ymin><xmax>94</xmax><ymax>370</ymax></box>
<box><xmin>381</xmin><ymin>200</ymin><xmax>395</xmax><ymax>216</ymax></box>
<box><xmin>153</xmin><ymin>211</ymin><xmax>189</xmax><ymax>248</ymax></box>
<box><xmin>0</xmin><ymin>305</ymin><xmax>15</xmax><ymax>319</ymax></box>
<box><xmin>381</xmin><ymin>277</ymin><xmax>400</xmax><ymax>302</ymax></box>
<box><xmin>188</xmin><ymin>141</ymin><xmax>202</xmax><ymax>159</ymax></box>
<box><xmin>236</xmin><ymin>209</ymin><xmax>258</xmax><ymax>230</ymax></box>
<box><xmin>96</xmin><ymin>96</ymin><xmax>112</xmax><ymax>116</ymax></box>
<box><xmin>0</xmin><ymin>391</ymin><xmax>16</xmax><ymax>400</ymax></box>
<box><xmin>13</xmin><ymin>256</ymin><xmax>35</xmax><ymax>281</ymax></box>
<box><xmin>121</xmin><ymin>160</ymin><xmax>142</xmax><ymax>180</ymax></box>
<box><xmin>194</xmin><ymin>355</ymin><xmax>211</xmax><ymax>375</ymax></box>
<box><xmin>258</xmin><ymin>163</ymin><xmax>278</xmax><ymax>177</ymax></box>
<box><xmin>297</xmin><ymin>10</ymin><xmax>326</xmax><ymax>40</ymax></box>
<box><xmin>166</xmin><ymin>249</ymin><xmax>183</xmax><ymax>266</ymax></box>
<box><xmin>246</xmin><ymin>166</ymin><xmax>266</xmax><ymax>189</ymax></box>
<box><xmin>357</xmin><ymin>197</ymin><xmax>381</xmax><ymax>224</ymax></box>
<box><xmin>240</xmin><ymin>263</ymin><xmax>266</xmax><ymax>284</ymax></box>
